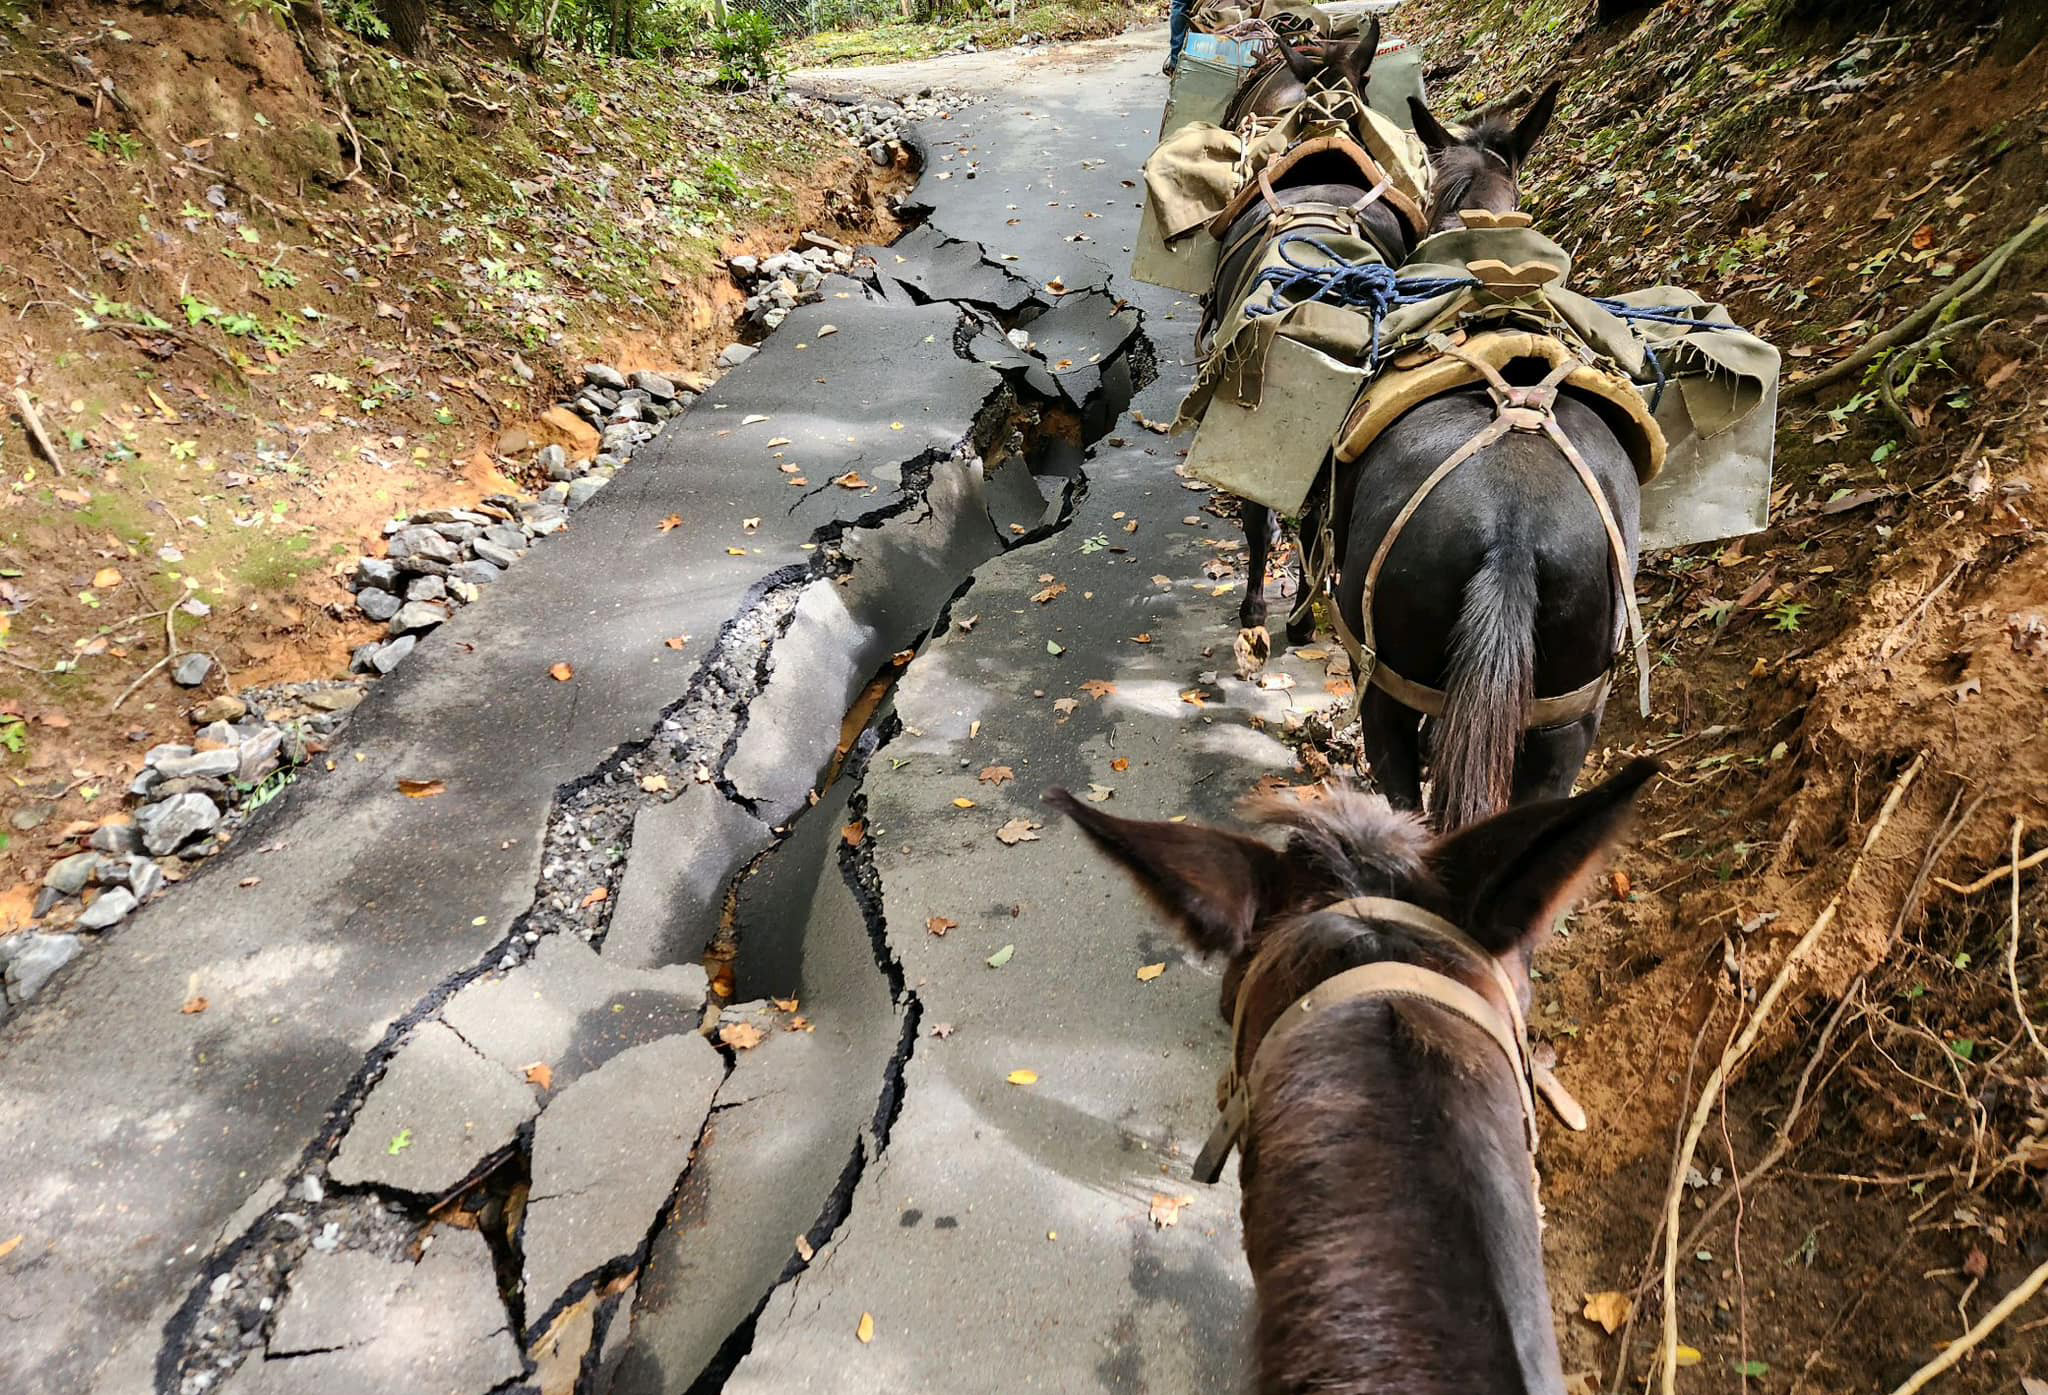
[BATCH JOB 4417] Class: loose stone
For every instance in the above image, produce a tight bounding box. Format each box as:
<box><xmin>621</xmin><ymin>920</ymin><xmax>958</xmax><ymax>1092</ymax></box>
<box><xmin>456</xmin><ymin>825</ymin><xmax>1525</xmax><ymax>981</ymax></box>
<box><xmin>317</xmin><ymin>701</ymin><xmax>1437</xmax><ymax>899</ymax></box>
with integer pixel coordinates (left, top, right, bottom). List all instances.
<box><xmin>471</xmin><ymin>539</ymin><xmax>520</xmax><ymax>569</ymax></box>
<box><xmin>353</xmin><ymin>557</ymin><xmax>399</xmax><ymax>592</ymax></box>
<box><xmin>4</xmin><ymin>933</ymin><xmax>81</xmax><ymax>1002</ymax></box>
<box><xmin>357</xmin><ymin>588</ymin><xmax>403</xmax><ymax>623</ymax></box>
<box><xmin>387</xmin><ymin>601</ymin><xmax>448</xmax><ymax>637</ymax></box>
<box><xmin>451</xmin><ymin>560</ymin><xmax>503</xmax><ymax>587</ymax></box>
<box><xmin>191</xmin><ymin>695</ymin><xmax>249</xmax><ymax>724</ymax></box>
<box><xmin>583</xmin><ymin>362</ymin><xmax>627</xmax><ymax>390</ymax></box>
<box><xmin>716</xmin><ymin>343</ymin><xmax>758</xmax><ymax>368</ymax></box>
<box><xmin>405</xmin><ymin>575</ymin><xmax>447</xmax><ymax>603</ymax></box>
<box><xmin>172</xmin><ymin>654</ymin><xmax>214</xmax><ymax>687</ymax></box>
<box><xmin>78</xmin><ymin>887</ymin><xmax>137</xmax><ymax>932</ymax></box>
<box><xmin>536</xmin><ymin>443</ymin><xmax>572</xmax><ymax>481</ymax></box>
<box><xmin>630</xmin><ymin>370</ymin><xmax>676</xmax><ymax>400</ymax></box>
<box><xmin>136</xmin><ymin>793</ymin><xmax>222</xmax><ymax>856</ymax></box>
<box><xmin>154</xmin><ymin>748</ymin><xmax>242</xmax><ymax>782</ymax></box>
<box><xmin>566</xmin><ymin>477</ymin><xmax>608</xmax><ymax>507</ymax></box>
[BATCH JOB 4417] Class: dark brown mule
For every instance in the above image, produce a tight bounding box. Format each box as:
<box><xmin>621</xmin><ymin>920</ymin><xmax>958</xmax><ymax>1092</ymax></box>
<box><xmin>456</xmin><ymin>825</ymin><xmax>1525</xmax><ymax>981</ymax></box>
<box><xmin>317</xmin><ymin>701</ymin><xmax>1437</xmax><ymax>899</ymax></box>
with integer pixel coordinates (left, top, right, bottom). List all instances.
<box><xmin>1047</xmin><ymin>758</ymin><xmax>1655</xmax><ymax>1395</ymax></box>
<box><xmin>1220</xmin><ymin>18</ymin><xmax>1381</xmax><ymax>130</ymax></box>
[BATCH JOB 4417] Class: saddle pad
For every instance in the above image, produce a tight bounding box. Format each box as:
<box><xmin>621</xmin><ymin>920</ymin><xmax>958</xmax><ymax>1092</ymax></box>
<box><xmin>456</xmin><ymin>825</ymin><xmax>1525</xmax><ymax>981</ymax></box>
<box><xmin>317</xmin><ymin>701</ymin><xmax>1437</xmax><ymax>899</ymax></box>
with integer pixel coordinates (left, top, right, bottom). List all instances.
<box><xmin>1186</xmin><ymin>335</ymin><xmax>1366</xmax><ymax>515</ymax></box>
<box><xmin>1334</xmin><ymin>330</ymin><xmax>1667</xmax><ymax>483</ymax></box>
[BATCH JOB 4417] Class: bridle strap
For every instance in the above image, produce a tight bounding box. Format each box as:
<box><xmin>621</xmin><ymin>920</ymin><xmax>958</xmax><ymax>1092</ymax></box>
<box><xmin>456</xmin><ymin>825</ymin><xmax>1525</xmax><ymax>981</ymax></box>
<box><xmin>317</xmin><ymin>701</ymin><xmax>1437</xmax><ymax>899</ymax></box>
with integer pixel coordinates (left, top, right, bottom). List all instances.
<box><xmin>1193</xmin><ymin>896</ymin><xmax>1542</xmax><ymax>1185</ymax></box>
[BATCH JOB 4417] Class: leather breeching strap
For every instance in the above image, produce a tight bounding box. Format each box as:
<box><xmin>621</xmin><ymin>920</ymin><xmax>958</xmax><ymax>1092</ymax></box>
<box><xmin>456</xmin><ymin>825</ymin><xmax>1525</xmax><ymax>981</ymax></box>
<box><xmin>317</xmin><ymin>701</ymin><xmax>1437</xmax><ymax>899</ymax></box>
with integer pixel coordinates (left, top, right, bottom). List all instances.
<box><xmin>1317</xmin><ymin>336</ymin><xmax>1652</xmax><ymax>728</ymax></box>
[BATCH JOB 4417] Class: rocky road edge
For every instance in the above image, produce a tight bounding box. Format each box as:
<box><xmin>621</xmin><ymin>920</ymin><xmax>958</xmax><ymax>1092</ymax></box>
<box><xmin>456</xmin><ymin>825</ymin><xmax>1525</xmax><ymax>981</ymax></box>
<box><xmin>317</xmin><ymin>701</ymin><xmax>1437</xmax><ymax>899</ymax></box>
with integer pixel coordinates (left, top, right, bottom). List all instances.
<box><xmin>0</xmin><ymin>93</ymin><xmax>963</xmax><ymax>1027</ymax></box>
<box><xmin>162</xmin><ymin>235</ymin><xmax>1151</xmax><ymax>1395</ymax></box>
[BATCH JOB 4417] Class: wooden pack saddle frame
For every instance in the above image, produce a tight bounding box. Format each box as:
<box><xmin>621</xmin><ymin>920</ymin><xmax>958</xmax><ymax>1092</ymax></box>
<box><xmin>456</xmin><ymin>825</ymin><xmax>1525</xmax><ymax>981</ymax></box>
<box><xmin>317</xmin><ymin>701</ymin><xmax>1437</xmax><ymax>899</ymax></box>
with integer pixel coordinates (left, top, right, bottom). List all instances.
<box><xmin>1305</xmin><ymin>335</ymin><xmax>1652</xmax><ymax>729</ymax></box>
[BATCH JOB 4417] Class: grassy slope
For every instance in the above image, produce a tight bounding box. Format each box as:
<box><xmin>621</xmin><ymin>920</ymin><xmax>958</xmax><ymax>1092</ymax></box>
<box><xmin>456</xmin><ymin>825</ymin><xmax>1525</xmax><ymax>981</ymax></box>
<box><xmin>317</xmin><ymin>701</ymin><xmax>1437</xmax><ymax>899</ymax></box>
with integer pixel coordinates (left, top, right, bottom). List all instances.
<box><xmin>0</xmin><ymin>2</ymin><xmax>887</xmax><ymax>897</ymax></box>
<box><xmin>786</xmin><ymin>0</ymin><xmax>1150</xmax><ymax>68</ymax></box>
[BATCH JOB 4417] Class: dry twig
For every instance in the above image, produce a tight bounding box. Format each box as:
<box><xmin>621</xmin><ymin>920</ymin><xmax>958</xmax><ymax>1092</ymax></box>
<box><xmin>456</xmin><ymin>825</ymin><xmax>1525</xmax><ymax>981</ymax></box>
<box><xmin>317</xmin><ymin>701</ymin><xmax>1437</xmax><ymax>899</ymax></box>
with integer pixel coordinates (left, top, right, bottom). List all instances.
<box><xmin>1938</xmin><ymin>845</ymin><xmax>2048</xmax><ymax>896</ymax></box>
<box><xmin>11</xmin><ymin>389</ymin><xmax>65</xmax><ymax>476</ymax></box>
<box><xmin>1656</xmin><ymin>753</ymin><xmax>1926</xmax><ymax>1395</ymax></box>
<box><xmin>2004</xmin><ymin>818</ymin><xmax>2047</xmax><ymax>1072</ymax></box>
<box><xmin>1785</xmin><ymin>208</ymin><xmax>2048</xmax><ymax>402</ymax></box>
<box><xmin>1883</xmin><ymin>1254</ymin><xmax>2048</xmax><ymax>1395</ymax></box>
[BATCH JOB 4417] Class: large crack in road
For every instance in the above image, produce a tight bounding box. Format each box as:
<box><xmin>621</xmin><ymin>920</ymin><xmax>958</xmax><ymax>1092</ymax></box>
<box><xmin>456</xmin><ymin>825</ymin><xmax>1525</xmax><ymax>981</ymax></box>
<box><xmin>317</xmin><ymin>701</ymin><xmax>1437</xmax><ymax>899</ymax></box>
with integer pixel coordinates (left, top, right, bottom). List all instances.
<box><xmin>159</xmin><ymin>170</ymin><xmax>1152</xmax><ymax>1395</ymax></box>
<box><xmin>0</xmin><ymin>30</ymin><xmax>1305</xmax><ymax>1395</ymax></box>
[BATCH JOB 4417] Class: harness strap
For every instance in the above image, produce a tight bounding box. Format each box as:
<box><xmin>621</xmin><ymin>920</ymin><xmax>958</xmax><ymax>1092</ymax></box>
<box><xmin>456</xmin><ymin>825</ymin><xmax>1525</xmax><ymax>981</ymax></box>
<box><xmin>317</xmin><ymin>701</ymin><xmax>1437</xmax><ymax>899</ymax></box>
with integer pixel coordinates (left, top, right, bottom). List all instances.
<box><xmin>1313</xmin><ymin>342</ymin><xmax>1651</xmax><ymax>728</ymax></box>
<box><xmin>1195</xmin><ymin>896</ymin><xmax>1543</xmax><ymax>1185</ymax></box>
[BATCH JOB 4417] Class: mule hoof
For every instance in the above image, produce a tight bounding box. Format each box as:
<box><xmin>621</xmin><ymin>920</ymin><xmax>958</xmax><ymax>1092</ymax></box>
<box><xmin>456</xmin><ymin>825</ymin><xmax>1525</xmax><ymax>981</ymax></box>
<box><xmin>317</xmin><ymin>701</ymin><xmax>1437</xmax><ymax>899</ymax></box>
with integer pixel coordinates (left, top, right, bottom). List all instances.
<box><xmin>1234</xmin><ymin>625</ymin><xmax>1271</xmax><ymax>679</ymax></box>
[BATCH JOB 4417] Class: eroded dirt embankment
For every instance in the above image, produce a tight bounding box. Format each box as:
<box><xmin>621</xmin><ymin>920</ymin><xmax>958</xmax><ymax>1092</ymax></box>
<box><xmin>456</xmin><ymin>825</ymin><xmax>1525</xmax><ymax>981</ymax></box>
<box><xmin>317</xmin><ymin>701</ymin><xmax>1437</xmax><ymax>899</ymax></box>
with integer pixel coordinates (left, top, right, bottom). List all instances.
<box><xmin>1388</xmin><ymin>2</ymin><xmax>2048</xmax><ymax>1390</ymax></box>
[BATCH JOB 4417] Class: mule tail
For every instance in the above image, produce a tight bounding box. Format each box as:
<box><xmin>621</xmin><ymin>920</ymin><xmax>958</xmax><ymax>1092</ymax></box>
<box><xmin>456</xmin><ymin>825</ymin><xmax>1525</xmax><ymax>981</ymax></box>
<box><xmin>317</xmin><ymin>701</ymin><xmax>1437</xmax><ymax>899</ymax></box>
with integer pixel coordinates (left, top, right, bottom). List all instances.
<box><xmin>1431</xmin><ymin>547</ymin><xmax>1536</xmax><ymax>831</ymax></box>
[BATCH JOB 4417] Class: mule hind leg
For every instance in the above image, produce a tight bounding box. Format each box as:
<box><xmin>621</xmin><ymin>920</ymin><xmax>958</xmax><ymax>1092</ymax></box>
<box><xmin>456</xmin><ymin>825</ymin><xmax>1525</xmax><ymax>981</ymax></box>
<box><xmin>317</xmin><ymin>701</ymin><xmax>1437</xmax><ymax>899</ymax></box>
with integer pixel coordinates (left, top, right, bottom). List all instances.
<box><xmin>1359</xmin><ymin>684</ymin><xmax>1424</xmax><ymax>812</ymax></box>
<box><xmin>1511</xmin><ymin>706</ymin><xmax>1603</xmax><ymax>805</ymax></box>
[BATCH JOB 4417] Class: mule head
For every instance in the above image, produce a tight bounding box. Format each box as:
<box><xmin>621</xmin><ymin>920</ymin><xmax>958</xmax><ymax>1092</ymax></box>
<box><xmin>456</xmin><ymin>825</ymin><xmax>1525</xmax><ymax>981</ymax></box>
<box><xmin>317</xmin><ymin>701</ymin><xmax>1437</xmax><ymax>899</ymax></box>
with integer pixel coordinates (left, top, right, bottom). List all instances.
<box><xmin>1321</xmin><ymin>15</ymin><xmax>1381</xmax><ymax>101</ymax></box>
<box><xmin>1045</xmin><ymin>757</ymin><xmax>1653</xmax><ymax>998</ymax></box>
<box><xmin>1408</xmin><ymin>80</ymin><xmax>1563</xmax><ymax>232</ymax></box>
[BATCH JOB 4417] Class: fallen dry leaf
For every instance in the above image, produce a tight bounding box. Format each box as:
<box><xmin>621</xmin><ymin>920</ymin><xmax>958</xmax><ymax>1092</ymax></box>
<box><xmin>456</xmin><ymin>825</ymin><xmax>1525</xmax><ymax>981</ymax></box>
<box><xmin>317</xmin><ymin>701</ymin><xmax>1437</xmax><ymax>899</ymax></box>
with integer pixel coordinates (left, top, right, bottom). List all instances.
<box><xmin>842</xmin><ymin>820</ymin><xmax>866</xmax><ymax>847</ymax></box>
<box><xmin>1136</xmin><ymin>962</ymin><xmax>1165</xmax><ymax>982</ymax></box>
<box><xmin>524</xmin><ymin>1063</ymin><xmax>554</xmax><ymax>1090</ymax></box>
<box><xmin>1030</xmin><ymin>582</ymin><xmax>1067</xmax><ymax>604</ymax></box>
<box><xmin>1149</xmin><ymin>1193</ymin><xmax>1193</xmax><ymax>1228</ymax></box>
<box><xmin>181</xmin><ymin>995</ymin><xmax>210</xmax><ymax>1015</ymax></box>
<box><xmin>549</xmin><ymin>662</ymin><xmax>575</xmax><ymax>682</ymax></box>
<box><xmin>659</xmin><ymin>514</ymin><xmax>683</xmax><ymax>532</ymax></box>
<box><xmin>720</xmin><ymin>1022</ymin><xmax>766</xmax><ymax>1050</ymax></box>
<box><xmin>1179</xmin><ymin>689</ymin><xmax>1208</xmax><ymax>708</ymax></box>
<box><xmin>664</xmin><ymin>635</ymin><xmax>688</xmax><ymax>650</ymax></box>
<box><xmin>639</xmin><ymin>774</ymin><xmax>670</xmax><ymax>794</ymax></box>
<box><xmin>952</xmin><ymin>797</ymin><xmax>977</xmax><ymax>809</ymax></box>
<box><xmin>978</xmin><ymin>765</ymin><xmax>1014</xmax><ymax>785</ymax></box>
<box><xmin>926</xmin><ymin>915</ymin><xmax>957</xmax><ymax>937</ymax></box>
<box><xmin>772</xmin><ymin>997</ymin><xmax>800</xmax><ymax>1012</ymax></box>
<box><xmin>1131</xmin><ymin>632</ymin><xmax>1153</xmax><ymax>644</ymax></box>
<box><xmin>397</xmin><ymin>778</ymin><xmax>446</xmax><ymax>798</ymax></box>
<box><xmin>995</xmin><ymin>818</ymin><xmax>1041</xmax><ymax>846</ymax></box>
<box><xmin>833</xmin><ymin>471</ymin><xmax>870</xmax><ymax>490</ymax></box>
<box><xmin>1110</xmin><ymin>757</ymin><xmax>1130</xmax><ymax>772</ymax></box>
<box><xmin>1080</xmin><ymin>679</ymin><xmax>1115</xmax><ymax>700</ymax></box>
<box><xmin>579</xmin><ymin>886</ymin><xmax>609</xmax><ymax>909</ymax></box>
<box><xmin>1611</xmin><ymin>870</ymin><xmax>1630</xmax><ymax>900</ymax></box>
<box><xmin>795</xmin><ymin>1235</ymin><xmax>815</xmax><ymax>1261</ymax></box>
<box><xmin>1051</xmin><ymin>697</ymin><xmax>1080</xmax><ymax>719</ymax></box>
<box><xmin>931</xmin><ymin>1022</ymin><xmax>955</xmax><ymax>1039</ymax></box>
<box><xmin>0</xmin><ymin>1234</ymin><xmax>20</xmax><ymax>1261</ymax></box>
<box><xmin>1085</xmin><ymin>784</ymin><xmax>1114</xmax><ymax>803</ymax></box>
<box><xmin>91</xmin><ymin>567</ymin><xmax>122</xmax><ymax>590</ymax></box>
<box><xmin>1582</xmin><ymin>1291</ymin><xmax>1632</xmax><ymax>1335</ymax></box>
<box><xmin>1006</xmin><ymin>1068</ymin><xmax>1039</xmax><ymax>1086</ymax></box>
<box><xmin>856</xmin><ymin>1312</ymin><xmax>875</xmax><ymax>1344</ymax></box>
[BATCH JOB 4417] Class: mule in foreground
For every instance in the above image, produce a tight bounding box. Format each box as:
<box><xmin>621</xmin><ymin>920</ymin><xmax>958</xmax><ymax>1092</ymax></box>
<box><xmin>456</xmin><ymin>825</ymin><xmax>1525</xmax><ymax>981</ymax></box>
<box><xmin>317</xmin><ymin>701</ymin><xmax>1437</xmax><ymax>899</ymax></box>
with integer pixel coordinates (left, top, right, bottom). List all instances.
<box><xmin>1048</xmin><ymin>759</ymin><xmax>1655</xmax><ymax>1394</ymax></box>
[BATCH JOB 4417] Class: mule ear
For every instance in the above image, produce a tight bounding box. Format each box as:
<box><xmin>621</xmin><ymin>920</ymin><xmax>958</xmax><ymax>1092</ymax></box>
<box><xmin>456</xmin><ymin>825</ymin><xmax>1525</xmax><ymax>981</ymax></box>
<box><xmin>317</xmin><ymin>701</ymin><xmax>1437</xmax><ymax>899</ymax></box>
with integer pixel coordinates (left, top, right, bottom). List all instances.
<box><xmin>1345</xmin><ymin>16</ymin><xmax>1381</xmax><ymax>90</ymax></box>
<box><xmin>1273</xmin><ymin>31</ymin><xmax>1317</xmax><ymax>84</ymax></box>
<box><xmin>1509</xmin><ymin>80</ymin><xmax>1562</xmax><ymax>168</ymax></box>
<box><xmin>1045</xmin><ymin>789</ymin><xmax>1285</xmax><ymax>958</ymax></box>
<box><xmin>1427</xmin><ymin>758</ymin><xmax>1658</xmax><ymax>956</ymax></box>
<box><xmin>1409</xmin><ymin>95</ymin><xmax>1456</xmax><ymax>153</ymax></box>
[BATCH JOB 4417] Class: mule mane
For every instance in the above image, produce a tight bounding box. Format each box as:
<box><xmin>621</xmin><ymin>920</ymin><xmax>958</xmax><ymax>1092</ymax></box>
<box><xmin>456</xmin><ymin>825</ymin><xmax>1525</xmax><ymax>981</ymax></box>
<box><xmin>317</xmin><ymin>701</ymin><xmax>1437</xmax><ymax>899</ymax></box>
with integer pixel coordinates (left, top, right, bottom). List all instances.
<box><xmin>1244</xmin><ymin>786</ymin><xmax>1435</xmax><ymax>899</ymax></box>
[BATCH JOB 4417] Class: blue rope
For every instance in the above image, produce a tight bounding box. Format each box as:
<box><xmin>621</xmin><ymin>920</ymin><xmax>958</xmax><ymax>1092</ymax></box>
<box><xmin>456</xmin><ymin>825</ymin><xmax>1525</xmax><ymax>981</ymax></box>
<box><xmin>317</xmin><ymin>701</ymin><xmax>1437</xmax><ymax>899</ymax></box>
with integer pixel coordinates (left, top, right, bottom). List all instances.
<box><xmin>1587</xmin><ymin>297</ymin><xmax>1742</xmax><ymax>414</ymax></box>
<box><xmin>1237</xmin><ymin>234</ymin><xmax>1749</xmax><ymax>407</ymax></box>
<box><xmin>1240</xmin><ymin>234</ymin><xmax>1477</xmax><ymax>370</ymax></box>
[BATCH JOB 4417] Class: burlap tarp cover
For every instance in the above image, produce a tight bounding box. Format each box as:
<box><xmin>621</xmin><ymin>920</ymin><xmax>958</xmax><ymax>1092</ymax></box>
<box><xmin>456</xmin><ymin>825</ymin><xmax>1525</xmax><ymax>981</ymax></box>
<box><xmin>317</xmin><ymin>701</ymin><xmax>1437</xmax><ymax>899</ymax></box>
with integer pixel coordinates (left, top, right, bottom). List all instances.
<box><xmin>1181</xmin><ymin>223</ymin><xmax>1782</xmax><ymax>547</ymax></box>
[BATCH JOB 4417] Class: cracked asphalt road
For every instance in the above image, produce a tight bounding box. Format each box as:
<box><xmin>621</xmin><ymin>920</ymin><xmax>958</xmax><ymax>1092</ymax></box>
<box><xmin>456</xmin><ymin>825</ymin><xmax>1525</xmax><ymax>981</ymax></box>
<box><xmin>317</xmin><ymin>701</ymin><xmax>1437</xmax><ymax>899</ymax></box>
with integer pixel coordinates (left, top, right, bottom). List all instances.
<box><xmin>0</xmin><ymin>26</ymin><xmax>1353</xmax><ymax>1394</ymax></box>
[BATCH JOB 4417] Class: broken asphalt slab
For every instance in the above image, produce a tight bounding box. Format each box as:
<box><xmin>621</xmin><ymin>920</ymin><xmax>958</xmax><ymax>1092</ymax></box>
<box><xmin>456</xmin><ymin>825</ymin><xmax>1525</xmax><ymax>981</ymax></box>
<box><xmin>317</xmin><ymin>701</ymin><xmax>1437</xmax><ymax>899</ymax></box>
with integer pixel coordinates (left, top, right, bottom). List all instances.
<box><xmin>0</xmin><ymin>179</ymin><xmax>1101</xmax><ymax>1394</ymax></box>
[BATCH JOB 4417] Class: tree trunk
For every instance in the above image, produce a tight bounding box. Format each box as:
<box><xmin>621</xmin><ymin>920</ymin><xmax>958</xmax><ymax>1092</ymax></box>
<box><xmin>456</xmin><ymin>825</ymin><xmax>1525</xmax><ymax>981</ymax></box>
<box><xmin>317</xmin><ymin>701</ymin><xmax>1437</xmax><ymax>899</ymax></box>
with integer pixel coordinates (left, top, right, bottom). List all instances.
<box><xmin>380</xmin><ymin>0</ymin><xmax>429</xmax><ymax>54</ymax></box>
<box><xmin>289</xmin><ymin>0</ymin><xmax>340</xmax><ymax>81</ymax></box>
